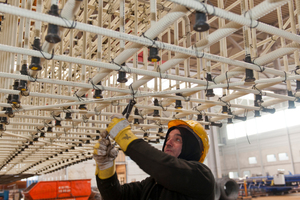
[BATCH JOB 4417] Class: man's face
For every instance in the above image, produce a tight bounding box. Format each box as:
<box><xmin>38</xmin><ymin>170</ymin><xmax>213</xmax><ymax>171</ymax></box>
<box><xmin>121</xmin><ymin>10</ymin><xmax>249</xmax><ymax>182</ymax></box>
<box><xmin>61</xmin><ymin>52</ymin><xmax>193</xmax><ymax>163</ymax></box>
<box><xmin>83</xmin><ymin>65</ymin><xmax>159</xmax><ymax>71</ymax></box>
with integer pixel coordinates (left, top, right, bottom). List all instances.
<box><xmin>164</xmin><ymin>129</ymin><xmax>182</xmax><ymax>158</ymax></box>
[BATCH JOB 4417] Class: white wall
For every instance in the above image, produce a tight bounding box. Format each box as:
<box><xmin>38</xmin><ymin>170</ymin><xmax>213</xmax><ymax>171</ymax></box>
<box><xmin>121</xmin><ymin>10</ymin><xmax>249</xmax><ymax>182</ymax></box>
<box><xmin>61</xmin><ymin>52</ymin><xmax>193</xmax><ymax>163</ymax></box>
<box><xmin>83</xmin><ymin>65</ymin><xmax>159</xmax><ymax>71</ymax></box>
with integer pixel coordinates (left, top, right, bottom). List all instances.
<box><xmin>38</xmin><ymin>159</ymin><xmax>98</xmax><ymax>187</ymax></box>
<box><xmin>219</xmin><ymin>118</ymin><xmax>300</xmax><ymax>178</ymax></box>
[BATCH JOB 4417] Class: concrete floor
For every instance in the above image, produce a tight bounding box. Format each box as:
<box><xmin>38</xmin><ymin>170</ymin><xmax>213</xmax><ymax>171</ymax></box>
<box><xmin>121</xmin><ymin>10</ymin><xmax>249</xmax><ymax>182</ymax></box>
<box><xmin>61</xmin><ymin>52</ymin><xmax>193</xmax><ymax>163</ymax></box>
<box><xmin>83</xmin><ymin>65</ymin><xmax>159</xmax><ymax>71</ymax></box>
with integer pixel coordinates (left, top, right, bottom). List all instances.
<box><xmin>253</xmin><ymin>193</ymin><xmax>300</xmax><ymax>200</ymax></box>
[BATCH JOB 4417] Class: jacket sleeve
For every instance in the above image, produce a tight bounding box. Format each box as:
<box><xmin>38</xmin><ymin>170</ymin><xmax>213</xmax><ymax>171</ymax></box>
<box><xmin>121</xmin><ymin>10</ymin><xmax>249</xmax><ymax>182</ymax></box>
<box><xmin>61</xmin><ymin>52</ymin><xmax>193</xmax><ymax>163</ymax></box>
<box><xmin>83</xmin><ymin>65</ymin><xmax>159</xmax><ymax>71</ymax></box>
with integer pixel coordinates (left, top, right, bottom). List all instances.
<box><xmin>125</xmin><ymin>139</ymin><xmax>215</xmax><ymax>199</ymax></box>
<box><xmin>96</xmin><ymin>173</ymin><xmax>147</xmax><ymax>200</ymax></box>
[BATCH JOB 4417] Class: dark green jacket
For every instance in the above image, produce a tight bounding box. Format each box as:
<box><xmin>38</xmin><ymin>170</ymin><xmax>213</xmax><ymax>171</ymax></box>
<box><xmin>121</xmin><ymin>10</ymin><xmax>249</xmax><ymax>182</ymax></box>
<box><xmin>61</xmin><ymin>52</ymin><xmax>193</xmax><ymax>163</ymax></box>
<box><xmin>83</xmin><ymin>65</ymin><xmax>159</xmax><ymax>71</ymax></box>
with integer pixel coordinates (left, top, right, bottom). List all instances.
<box><xmin>96</xmin><ymin>139</ymin><xmax>215</xmax><ymax>200</ymax></box>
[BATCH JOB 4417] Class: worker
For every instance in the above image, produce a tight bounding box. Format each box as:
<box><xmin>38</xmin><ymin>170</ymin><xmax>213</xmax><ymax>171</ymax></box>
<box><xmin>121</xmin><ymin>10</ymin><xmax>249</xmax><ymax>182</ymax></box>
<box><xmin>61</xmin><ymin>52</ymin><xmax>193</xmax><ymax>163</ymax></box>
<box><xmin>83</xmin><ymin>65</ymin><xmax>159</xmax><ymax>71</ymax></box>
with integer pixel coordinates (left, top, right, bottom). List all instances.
<box><xmin>93</xmin><ymin>114</ymin><xmax>215</xmax><ymax>199</ymax></box>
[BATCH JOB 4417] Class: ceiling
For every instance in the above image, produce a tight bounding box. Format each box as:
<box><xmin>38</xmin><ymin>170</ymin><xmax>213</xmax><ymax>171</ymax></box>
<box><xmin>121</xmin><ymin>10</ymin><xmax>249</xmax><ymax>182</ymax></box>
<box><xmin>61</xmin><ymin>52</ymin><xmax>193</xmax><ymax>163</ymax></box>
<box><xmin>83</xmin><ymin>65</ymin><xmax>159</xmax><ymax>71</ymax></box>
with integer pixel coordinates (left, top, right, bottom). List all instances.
<box><xmin>0</xmin><ymin>0</ymin><xmax>299</xmax><ymax>182</ymax></box>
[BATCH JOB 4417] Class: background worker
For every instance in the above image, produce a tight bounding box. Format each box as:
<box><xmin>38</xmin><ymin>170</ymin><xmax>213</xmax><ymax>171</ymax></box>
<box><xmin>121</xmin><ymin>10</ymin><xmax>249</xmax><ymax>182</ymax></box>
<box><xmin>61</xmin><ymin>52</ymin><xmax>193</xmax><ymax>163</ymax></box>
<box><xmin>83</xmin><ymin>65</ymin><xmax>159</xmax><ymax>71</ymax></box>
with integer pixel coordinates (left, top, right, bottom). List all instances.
<box><xmin>93</xmin><ymin>115</ymin><xmax>215</xmax><ymax>200</ymax></box>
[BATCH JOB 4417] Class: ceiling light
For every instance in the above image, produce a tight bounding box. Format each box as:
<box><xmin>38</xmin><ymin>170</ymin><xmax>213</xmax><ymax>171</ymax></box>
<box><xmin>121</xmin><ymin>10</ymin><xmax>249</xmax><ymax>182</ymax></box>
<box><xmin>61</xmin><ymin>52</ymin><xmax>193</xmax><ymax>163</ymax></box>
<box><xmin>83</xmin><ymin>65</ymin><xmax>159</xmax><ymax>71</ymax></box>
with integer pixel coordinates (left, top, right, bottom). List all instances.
<box><xmin>244</xmin><ymin>55</ymin><xmax>255</xmax><ymax>82</ymax></box>
<box><xmin>17</xmin><ymin>80</ymin><xmax>28</xmax><ymax>91</ymax></box>
<box><xmin>205</xmin><ymin>73</ymin><xmax>215</xmax><ymax>97</ymax></box>
<box><xmin>204</xmin><ymin>116</ymin><xmax>209</xmax><ymax>130</ymax></box>
<box><xmin>261</xmin><ymin>107</ymin><xmax>275</xmax><ymax>114</ymax></box>
<box><xmin>93</xmin><ymin>81</ymin><xmax>103</xmax><ymax>99</ymax></box>
<box><xmin>148</xmin><ymin>38</ymin><xmax>161</xmax><ymax>62</ymax></box>
<box><xmin>45</xmin><ymin>4</ymin><xmax>61</xmax><ymax>44</ymax></box>
<box><xmin>134</xmin><ymin>108</ymin><xmax>140</xmax><ymax>124</ymax></box>
<box><xmin>65</xmin><ymin>107</ymin><xmax>72</xmax><ymax>120</ymax></box>
<box><xmin>79</xmin><ymin>96</ymin><xmax>87</xmax><ymax>110</ymax></box>
<box><xmin>20</xmin><ymin>64</ymin><xmax>28</xmax><ymax>75</ymax></box>
<box><xmin>47</xmin><ymin>126</ymin><xmax>53</xmax><ymax>133</ymax></box>
<box><xmin>0</xmin><ymin>124</ymin><xmax>4</xmax><ymax>131</ymax></box>
<box><xmin>193</xmin><ymin>11</ymin><xmax>210</xmax><ymax>32</ymax></box>
<box><xmin>175</xmin><ymin>93</ymin><xmax>182</xmax><ymax>109</ymax></box>
<box><xmin>153</xmin><ymin>98</ymin><xmax>160</xmax><ymax>117</ymax></box>
<box><xmin>5</xmin><ymin>107</ymin><xmax>14</xmax><ymax>118</ymax></box>
<box><xmin>0</xmin><ymin>116</ymin><xmax>8</xmax><ymax>125</ymax></box>
<box><xmin>227</xmin><ymin>108</ymin><xmax>233</xmax><ymax>124</ymax></box>
<box><xmin>117</xmin><ymin>63</ymin><xmax>128</xmax><ymax>83</ymax></box>
<box><xmin>29</xmin><ymin>38</ymin><xmax>42</xmax><ymax>71</ymax></box>
<box><xmin>197</xmin><ymin>114</ymin><xmax>203</xmax><ymax>121</ymax></box>
<box><xmin>222</xmin><ymin>105</ymin><xmax>228</xmax><ymax>114</ymax></box>
<box><xmin>210</xmin><ymin>122</ymin><xmax>222</xmax><ymax>128</ymax></box>
<box><xmin>287</xmin><ymin>91</ymin><xmax>295</xmax><ymax>109</ymax></box>
<box><xmin>55</xmin><ymin>120</ymin><xmax>61</xmax><ymax>127</ymax></box>
<box><xmin>233</xmin><ymin>115</ymin><xmax>247</xmax><ymax>121</ymax></box>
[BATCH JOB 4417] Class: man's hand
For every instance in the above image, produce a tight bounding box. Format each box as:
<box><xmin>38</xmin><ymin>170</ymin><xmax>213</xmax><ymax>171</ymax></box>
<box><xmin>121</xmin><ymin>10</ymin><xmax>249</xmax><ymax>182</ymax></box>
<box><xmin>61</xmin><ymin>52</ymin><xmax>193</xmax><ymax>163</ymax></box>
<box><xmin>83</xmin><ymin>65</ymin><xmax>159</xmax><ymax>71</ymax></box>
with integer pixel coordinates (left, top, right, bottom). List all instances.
<box><xmin>106</xmin><ymin>114</ymin><xmax>138</xmax><ymax>151</ymax></box>
<box><xmin>106</xmin><ymin>114</ymin><xmax>130</xmax><ymax>139</ymax></box>
<box><xmin>93</xmin><ymin>131</ymin><xmax>118</xmax><ymax>179</ymax></box>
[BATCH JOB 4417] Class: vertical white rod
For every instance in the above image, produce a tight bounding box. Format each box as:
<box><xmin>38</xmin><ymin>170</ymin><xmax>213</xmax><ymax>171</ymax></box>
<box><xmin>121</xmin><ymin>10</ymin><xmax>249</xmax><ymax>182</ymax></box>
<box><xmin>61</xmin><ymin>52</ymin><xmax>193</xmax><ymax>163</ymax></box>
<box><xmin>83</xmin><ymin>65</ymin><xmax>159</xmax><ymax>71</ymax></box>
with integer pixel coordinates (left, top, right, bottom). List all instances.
<box><xmin>288</xmin><ymin>1</ymin><xmax>300</xmax><ymax>67</ymax></box>
<box><xmin>119</xmin><ymin>0</ymin><xmax>125</xmax><ymax>50</ymax></box>
<box><xmin>81</xmin><ymin>0</ymin><xmax>87</xmax><ymax>84</ymax></box>
<box><xmin>23</xmin><ymin>0</ymin><xmax>33</xmax><ymax>65</ymax></box>
<box><xmin>277</xmin><ymin>6</ymin><xmax>291</xmax><ymax>91</ymax></box>
<box><xmin>218</xmin><ymin>0</ymin><xmax>228</xmax><ymax>96</ymax></box>
<box><xmin>16</xmin><ymin>0</ymin><xmax>27</xmax><ymax>72</ymax></box>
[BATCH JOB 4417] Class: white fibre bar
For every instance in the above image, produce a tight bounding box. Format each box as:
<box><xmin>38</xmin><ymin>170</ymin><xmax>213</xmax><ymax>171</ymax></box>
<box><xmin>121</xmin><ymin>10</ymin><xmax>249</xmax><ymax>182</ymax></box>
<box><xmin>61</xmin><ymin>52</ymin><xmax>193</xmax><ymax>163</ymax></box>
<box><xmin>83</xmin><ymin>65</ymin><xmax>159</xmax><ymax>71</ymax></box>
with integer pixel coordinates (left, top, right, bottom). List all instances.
<box><xmin>0</xmin><ymin>4</ymin><xmax>291</xmax><ymax>77</ymax></box>
<box><xmin>169</xmin><ymin>0</ymin><xmax>300</xmax><ymax>44</ymax></box>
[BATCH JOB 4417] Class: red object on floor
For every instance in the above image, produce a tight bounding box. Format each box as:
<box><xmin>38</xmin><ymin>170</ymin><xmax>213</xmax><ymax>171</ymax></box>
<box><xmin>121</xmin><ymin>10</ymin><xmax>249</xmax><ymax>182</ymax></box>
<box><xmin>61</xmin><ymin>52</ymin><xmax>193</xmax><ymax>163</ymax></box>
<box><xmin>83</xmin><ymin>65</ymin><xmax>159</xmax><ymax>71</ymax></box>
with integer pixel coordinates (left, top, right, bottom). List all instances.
<box><xmin>23</xmin><ymin>179</ymin><xmax>91</xmax><ymax>200</ymax></box>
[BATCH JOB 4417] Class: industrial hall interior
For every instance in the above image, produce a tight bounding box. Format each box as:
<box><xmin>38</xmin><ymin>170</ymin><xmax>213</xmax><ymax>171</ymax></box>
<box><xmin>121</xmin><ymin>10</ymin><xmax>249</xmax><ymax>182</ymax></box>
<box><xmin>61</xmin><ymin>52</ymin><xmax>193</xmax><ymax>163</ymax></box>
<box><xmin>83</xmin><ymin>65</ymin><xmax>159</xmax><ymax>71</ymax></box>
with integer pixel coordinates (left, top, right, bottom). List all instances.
<box><xmin>0</xmin><ymin>0</ymin><xmax>300</xmax><ymax>199</ymax></box>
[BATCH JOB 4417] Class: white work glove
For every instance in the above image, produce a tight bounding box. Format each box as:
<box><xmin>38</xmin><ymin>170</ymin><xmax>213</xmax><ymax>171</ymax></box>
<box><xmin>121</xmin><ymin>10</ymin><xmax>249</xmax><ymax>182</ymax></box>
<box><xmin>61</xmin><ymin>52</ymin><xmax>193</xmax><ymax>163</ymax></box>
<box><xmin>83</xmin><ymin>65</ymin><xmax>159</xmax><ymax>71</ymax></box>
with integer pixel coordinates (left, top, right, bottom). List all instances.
<box><xmin>93</xmin><ymin>131</ymin><xmax>118</xmax><ymax>179</ymax></box>
<box><xmin>106</xmin><ymin>114</ymin><xmax>130</xmax><ymax>139</ymax></box>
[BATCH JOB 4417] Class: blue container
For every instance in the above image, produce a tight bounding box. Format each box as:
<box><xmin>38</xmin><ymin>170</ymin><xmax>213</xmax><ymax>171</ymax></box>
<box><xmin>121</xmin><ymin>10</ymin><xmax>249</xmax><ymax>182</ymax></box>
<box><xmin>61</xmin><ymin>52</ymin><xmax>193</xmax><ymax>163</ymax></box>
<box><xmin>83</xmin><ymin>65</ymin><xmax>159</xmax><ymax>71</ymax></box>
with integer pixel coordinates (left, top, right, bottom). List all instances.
<box><xmin>0</xmin><ymin>190</ymin><xmax>9</xmax><ymax>200</ymax></box>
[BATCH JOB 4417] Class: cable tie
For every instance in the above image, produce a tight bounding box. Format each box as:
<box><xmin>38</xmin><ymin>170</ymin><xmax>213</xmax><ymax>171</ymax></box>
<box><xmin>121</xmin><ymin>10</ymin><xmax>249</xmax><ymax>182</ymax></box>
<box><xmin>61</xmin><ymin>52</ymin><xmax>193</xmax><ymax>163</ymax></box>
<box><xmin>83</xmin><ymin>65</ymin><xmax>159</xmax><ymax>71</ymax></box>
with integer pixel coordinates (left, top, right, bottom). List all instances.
<box><xmin>193</xmin><ymin>106</ymin><xmax>203</xmax><ymax>115</ymax></box>
<box><xmin>51</xmin><ymin>111</ymin><xmax>62</xmax><ymax>121</ymax></box>
<box><xmin>156</xmin><ymin>65</ymin><xmax>168</xmax><ymax>79</ymax></box>
<box><xmin>72</xmin><ymin>121</ymin><xmax>78</xmax><ymax>129</ymax></box>
<box><xmin>182</xmin><ymin>95</ymin><xmax>190</xmax><ymax>102</ymax></box>
<box><xmin>74</xmin><ymin>92</ymin><xmax>85</xmax><ymax>102</ymax></box>
<box><xmin>20</xmin><ymin>89</ymin><xmax>30</xmax><ymax>97</ymax></box>
<box><xmin>252</xmin><ymin>84</ymin><xmax>263</xmax><ymax>96</ymax></box>
<box><xmin>244</xmin><ymin>10</ymin><xmax>259</xmax><ymax>29</ymax></box>
<box><xmin>94</xmin><ymin>107</ymin><xmax>101</xmax><ymax>116</ymax></box>
<box><xmin>282</xmin><ymin>71</ymin><xmax>287</xmax><ymax>83</ymax></box>
<box><xmin>270</xmin><ymin>35</ymin><xmax>277</xmax><ymax>42</ymax></box>
<box><xmin>225</xmin><ymin>71</ymin><xmax>230</xmax><ymax>90</ymax></box>
<box><xmin>141</xmin><ymin>32</ymin><xmax>157</xmax><ymax>48</ymax></box>
<box><xmin>252</xmin><ymin>59</ymin><xmax>265</xmax><ymax>73</ymax></box>
<box><xmin>28</xmin><ymin>75</ymin><xmax>38</xmax><ymax>82</ymax></box>
<box><xmin>111</xmin><ymin>100</ymin><xmax>119</xmax><ymax>106</ymax></box>
<box><xmin>193</xmin><ymin>44</ymin><xmax>205</xmax><ymax>58</ymax></box>
<box><xmin>138</xmin><ymin>113</ymin><xmax>146</xmax><ymax>120</ymax></box>
<box><xmin>89</xmin><ymin>79</ymin><xmax>105</xmax><ymax>91</ymax></box>
<box><xmin>206</xmin><ymin>0</ymin><xmax>216</xmax><ymax>16</ymax></box>
<box><xmin>129</xmin><ymin>83</ymin><xmax>138</xmax><ymax>100</ymax></box>
<box><xmin>63</xmin><ymin>128</ymin><xmax>68</xmax><ymax>136</ymax></box>
<box><xmin>62</xmin><ymin>107</ymin><xmax>72</xmax><ymax>114</ymax></box>
<box><xmin>82</xmin><ymin>114</ymin><xmax>89</xmax><ymax>123</ymax></box>
<box><xmin>158</xmin><ymin>101</ymin><xmax>168</xmax><ymax>111</ymax></box>
<box><xmin>218</xmin><ymin>97</ymin><xmax>231</xmax><ymax>107</ymax></box>
<box><xmin>36</xmin><ymin>128</ymin><xmax>45</xmax><ymax>134</ymax></box>
<box><xmin>59</xmin><ymin>16</ymin><xmax>77</xmax><ymax>29</ymax></box>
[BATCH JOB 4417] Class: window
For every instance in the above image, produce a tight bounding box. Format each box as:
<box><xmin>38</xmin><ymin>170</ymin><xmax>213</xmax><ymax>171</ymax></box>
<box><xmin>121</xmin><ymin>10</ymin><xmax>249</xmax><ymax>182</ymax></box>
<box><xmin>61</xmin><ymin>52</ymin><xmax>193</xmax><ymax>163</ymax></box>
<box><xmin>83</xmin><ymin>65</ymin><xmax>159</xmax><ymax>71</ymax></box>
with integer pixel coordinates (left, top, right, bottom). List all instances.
<box><xmin>229</xmin><ymin>172</ymin><xmax>239</xmax><ymax>179</ymax></box>
<box><xmin>226</xmin><ymin>106</ymin><xmax>300</xmax><ymax>140</ymax></box>
<box><xmin>267</xmin><ymin>154</ymin><xmax>276</xmax><ymax>162</ymax></box>
<box><xmin>243</xmin><ymin>171</ymin><xmax>251</xmax><ymax>177</ymax></box>
<box><xmin>278</xmin><ymin>153</ymin><xmax>289</xmax><ymax>161</ymax></box>
<box><xmin>249</xmin><ymin>157</ymin><xmax>257</xmax><ymax>164</ymax></box>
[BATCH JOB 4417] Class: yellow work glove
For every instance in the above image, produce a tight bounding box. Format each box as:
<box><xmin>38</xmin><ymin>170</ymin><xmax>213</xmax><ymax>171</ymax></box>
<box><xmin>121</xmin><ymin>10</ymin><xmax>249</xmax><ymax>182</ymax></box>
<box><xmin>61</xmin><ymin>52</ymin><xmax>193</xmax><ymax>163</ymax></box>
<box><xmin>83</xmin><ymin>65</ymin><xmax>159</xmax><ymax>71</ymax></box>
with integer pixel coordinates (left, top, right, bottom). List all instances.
<box><xmin>93</xmin><ymin>131</ymin><xmax>119</xmax><ymax>179</ymax></box>
<box><xmin>106</xmin><ymin>114</ymin><xmax>137</xmax><ymax>152</ymax></box>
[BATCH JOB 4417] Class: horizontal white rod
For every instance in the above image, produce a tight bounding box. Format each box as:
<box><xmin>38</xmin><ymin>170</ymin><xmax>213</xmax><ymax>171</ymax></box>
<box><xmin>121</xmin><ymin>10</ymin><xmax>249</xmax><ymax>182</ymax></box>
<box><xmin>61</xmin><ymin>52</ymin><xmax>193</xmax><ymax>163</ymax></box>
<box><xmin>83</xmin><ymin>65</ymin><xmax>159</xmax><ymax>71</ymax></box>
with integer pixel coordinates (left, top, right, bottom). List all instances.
<box><xmin>0</xmin><ymin>4</ymin><xmax>291</xmax><ymax>77</ymax></box>
<box><xmin>1</xmin><ymin>74</ymin><xmax>299</xmax><ymax>113</ymax></box>
<box><xmin>169</xmin><ymin>0</ymin><xmax>300</xmax><ymax>45</ymax></box>
<box><xmin>0</xmin><ymin>44</ymin><xmax>209</xmax><ymax>86</ymax></box>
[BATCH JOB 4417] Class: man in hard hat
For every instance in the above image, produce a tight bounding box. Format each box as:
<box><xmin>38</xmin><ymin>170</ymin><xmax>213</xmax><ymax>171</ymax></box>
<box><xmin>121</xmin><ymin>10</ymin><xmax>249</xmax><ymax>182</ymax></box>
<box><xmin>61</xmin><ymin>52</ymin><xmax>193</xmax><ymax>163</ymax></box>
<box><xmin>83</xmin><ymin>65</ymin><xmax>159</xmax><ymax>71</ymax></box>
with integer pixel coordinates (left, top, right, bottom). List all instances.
<box><xmin>93</xmin><ymin>115</ymin><xmax>215</xmax><ymax>199</ymax></box>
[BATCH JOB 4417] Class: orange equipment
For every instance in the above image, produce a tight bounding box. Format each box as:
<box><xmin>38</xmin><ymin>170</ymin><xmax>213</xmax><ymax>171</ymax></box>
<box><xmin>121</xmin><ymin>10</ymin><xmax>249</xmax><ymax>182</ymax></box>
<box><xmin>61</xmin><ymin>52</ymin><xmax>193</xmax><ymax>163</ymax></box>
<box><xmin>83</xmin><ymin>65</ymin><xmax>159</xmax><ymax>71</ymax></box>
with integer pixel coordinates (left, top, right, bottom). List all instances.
<box><xmin>23</xmin><ymin>179</ymin><xmax>91</xmax><ymax>200</ymax></box>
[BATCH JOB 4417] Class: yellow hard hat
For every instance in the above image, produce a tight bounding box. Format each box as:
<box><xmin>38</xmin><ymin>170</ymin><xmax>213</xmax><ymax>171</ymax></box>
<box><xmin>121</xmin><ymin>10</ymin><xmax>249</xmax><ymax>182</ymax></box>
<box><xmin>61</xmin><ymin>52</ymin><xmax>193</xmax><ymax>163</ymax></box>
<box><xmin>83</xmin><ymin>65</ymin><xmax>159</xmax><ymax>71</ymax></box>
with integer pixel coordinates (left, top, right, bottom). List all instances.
<box><xmin>168</xmin><ymin>119</ymin><xmax>209</xmax><ymax>163</ymax></box>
